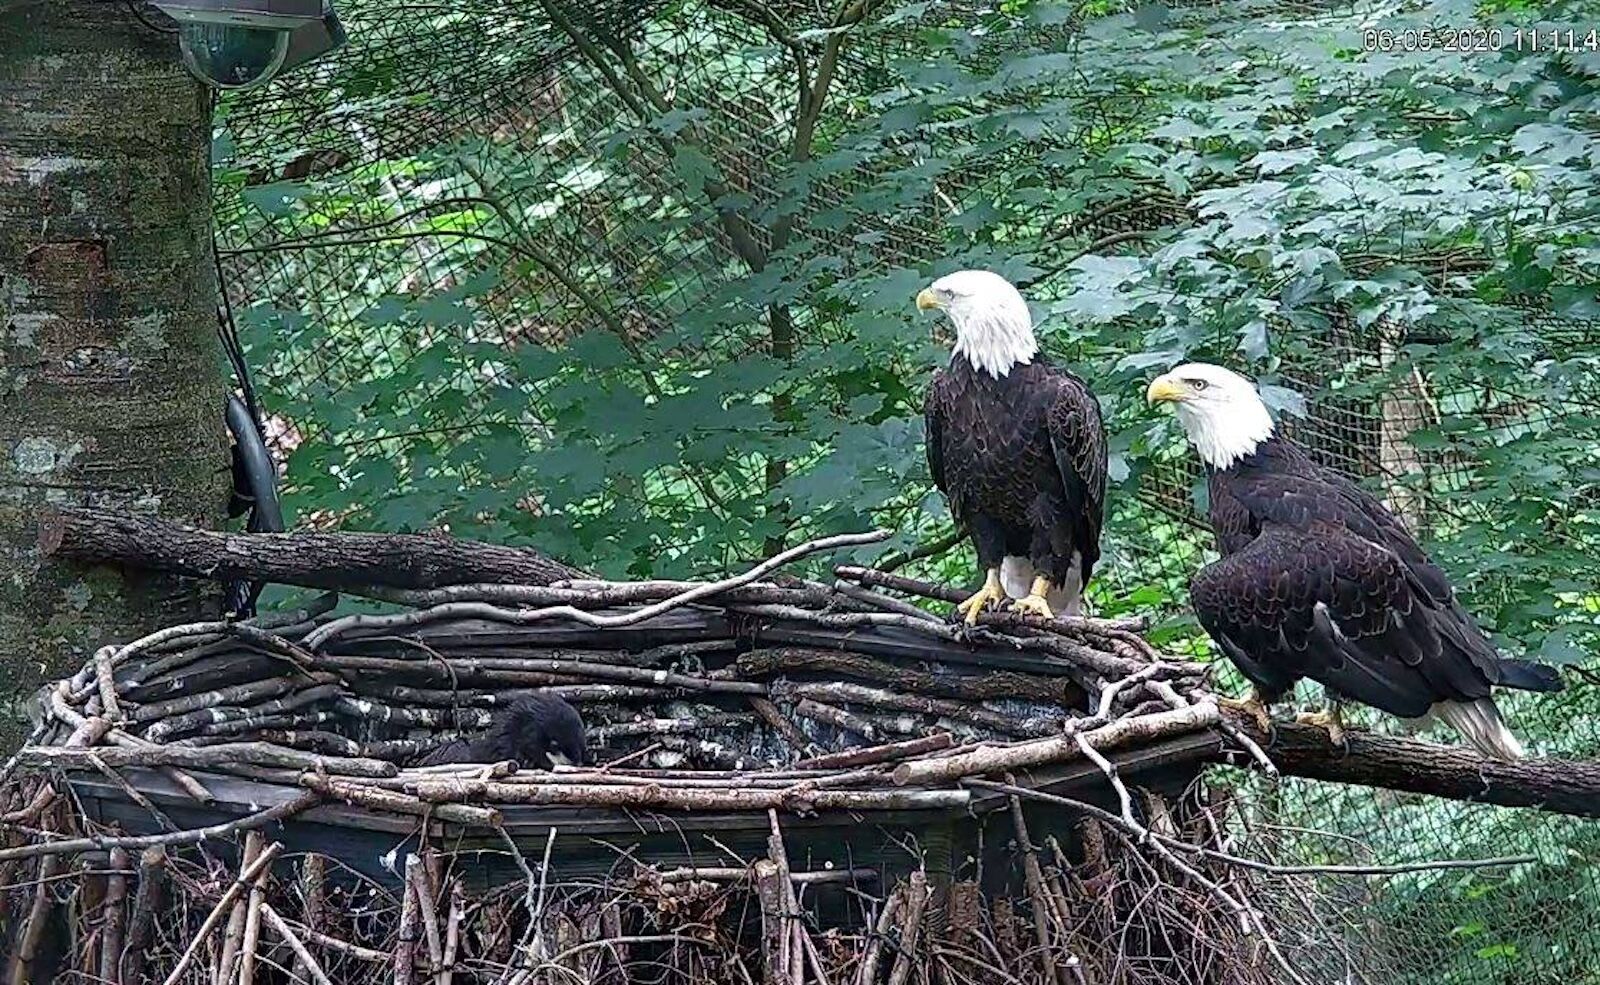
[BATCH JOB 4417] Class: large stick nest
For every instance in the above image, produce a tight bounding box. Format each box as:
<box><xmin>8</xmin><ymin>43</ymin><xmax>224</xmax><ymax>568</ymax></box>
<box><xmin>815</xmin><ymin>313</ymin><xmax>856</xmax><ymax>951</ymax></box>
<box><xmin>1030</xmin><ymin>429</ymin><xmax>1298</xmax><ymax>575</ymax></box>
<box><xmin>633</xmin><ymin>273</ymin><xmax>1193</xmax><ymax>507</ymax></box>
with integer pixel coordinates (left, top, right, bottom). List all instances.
<box><xmin>0</xmin><ymin>531</ymin><xmax>1480</xmax><ymax>983</ymax></box>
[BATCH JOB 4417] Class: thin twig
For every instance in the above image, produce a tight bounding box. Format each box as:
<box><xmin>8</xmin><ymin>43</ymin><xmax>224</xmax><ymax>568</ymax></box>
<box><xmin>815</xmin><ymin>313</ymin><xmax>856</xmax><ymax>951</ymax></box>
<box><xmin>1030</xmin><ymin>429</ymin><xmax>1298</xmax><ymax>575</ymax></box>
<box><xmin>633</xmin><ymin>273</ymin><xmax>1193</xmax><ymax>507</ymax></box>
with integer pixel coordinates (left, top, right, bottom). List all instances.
<box><xmin>0</xmin><ymin>792</ymin><xmax>318</xmax><ymax>863</ymax></box>
<box><xmin>261</xmin><ymin>903</ymin><xmax>337</xmax><ymax>985</ymax></box>
<box><xmin>160</xmin><ymin>842</ymin><xmax>284</xmax><ymax>985</ymax></box>
<box><xmin>307</xmin><ymin>530</ymin><xmax>891</xmax><ymax>649</ymax></box>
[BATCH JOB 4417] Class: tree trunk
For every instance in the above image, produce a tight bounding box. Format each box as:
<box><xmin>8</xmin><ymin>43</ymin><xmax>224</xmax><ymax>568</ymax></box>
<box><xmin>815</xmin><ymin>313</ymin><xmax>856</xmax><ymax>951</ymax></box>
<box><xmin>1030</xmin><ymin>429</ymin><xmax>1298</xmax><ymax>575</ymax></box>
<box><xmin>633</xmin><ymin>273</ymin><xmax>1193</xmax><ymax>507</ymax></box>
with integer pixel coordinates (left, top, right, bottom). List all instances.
<box><xmin>0</xmin><ymin>2</ymin><xmax>228</xmax><ymax>747</ymax></box>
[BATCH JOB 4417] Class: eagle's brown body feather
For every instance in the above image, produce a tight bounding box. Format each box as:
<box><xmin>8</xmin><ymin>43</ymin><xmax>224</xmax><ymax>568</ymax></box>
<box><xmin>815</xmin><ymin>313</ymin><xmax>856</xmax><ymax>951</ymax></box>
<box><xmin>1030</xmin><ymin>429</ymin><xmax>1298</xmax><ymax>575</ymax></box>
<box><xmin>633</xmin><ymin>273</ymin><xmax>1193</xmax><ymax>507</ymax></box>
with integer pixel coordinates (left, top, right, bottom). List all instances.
<box><xmin>924</xmin><ymin>357</ymin><xmax>1107</xmax><ymax>595</ymax></box>
<box><xmin>1191</xmin><ymin>437</ymin><xmax>1562</xmax><ymax>719</ymax></box>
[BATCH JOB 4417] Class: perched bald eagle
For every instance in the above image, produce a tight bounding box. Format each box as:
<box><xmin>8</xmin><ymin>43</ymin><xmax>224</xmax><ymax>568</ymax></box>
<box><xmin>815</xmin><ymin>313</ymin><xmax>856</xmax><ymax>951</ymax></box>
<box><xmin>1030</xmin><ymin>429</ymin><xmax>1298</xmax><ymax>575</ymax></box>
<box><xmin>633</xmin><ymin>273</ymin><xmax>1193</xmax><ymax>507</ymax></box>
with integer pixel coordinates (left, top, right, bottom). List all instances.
<box><xmin>917</xmin><ymin>270</ymin><xmax>1107</xmax><ymax>624</ymax></box>
<box><xmin>1147</xmin><ymin>362</ymin><xmax>1562</xmax><ymax>758</ymax></box>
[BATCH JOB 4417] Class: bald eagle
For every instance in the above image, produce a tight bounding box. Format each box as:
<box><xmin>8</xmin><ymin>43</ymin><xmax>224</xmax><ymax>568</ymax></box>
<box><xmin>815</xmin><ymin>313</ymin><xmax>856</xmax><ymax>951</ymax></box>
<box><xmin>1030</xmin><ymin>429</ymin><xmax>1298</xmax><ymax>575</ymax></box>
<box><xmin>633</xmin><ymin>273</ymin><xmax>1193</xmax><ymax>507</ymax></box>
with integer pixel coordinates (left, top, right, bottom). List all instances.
<box><xmin>1147</xmin><ymin>362</ymin><xmax>1562</xmax><ymax>758</ymax></box>
<box><xmin>917</xmin><ymin>270</ymin><xmax>1107</xmax><ymax>624</ymax></box>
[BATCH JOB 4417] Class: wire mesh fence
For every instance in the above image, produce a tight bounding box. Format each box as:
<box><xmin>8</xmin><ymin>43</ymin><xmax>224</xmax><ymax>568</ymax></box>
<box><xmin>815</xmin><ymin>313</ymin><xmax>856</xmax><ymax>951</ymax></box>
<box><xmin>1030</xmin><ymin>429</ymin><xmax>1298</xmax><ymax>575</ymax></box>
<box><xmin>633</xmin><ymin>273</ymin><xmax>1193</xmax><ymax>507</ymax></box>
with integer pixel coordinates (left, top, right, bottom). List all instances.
<box><xmin>210</xmin><ymin>0</ymin><xmax>1600</xmax><ymax>979</ymax></box>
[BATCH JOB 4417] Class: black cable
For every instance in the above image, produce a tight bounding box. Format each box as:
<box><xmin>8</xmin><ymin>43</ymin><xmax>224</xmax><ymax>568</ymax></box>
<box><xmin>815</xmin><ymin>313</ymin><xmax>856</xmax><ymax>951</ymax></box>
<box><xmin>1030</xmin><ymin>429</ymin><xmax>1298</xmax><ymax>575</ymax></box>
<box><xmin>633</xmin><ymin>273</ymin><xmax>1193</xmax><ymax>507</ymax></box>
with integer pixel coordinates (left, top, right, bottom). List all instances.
<box><xmin>214</xmin><ymin>234</ymin><xmax>264</xmax><ymax>433</ymax></box>
<box><xmin>215</xmin><ymin>230</ymin><xmax>283</xmax><ymax>617</ymax></box>
<box><xmin>122</xmin><ymin>0</ymin><xmax>179</xmax><ymax>34</ymax></box>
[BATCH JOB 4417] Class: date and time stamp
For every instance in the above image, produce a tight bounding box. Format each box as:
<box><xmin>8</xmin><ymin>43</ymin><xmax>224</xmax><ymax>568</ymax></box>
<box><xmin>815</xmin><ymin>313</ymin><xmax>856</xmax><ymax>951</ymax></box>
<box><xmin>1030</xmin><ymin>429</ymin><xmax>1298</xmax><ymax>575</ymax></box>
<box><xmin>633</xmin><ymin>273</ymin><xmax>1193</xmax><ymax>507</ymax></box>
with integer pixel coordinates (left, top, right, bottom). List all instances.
<box><xmin>1362</xmin><ymin>26</ymin><xmax>1600</xmax><ymax>54</ymax></box>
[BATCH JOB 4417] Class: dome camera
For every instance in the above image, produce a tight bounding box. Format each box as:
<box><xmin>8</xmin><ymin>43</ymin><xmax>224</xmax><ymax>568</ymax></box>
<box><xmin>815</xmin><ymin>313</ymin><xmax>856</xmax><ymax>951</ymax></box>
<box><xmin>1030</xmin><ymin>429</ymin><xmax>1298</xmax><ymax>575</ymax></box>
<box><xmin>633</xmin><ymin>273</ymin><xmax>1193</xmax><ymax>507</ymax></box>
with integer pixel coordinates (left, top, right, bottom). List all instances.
<box><xmin>178</xmin><ymin>23</ymin><xmax>290</xmax><ymax>90</ymax></box>
<box><xmin>148</xmin><ymin>0</ymin><xmax>344</xmax><ymax>91</ymax></box>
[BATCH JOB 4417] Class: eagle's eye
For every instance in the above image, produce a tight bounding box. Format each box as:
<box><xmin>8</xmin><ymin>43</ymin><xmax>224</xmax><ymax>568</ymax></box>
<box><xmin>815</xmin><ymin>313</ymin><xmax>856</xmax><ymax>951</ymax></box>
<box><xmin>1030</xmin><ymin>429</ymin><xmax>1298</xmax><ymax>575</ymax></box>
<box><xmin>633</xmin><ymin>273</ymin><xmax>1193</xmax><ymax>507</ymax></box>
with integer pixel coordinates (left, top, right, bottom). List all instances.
<box><xmin>1189</xmin><ymin>378</ymin><xmax>1209</xmax><ymax>391</ymax></box>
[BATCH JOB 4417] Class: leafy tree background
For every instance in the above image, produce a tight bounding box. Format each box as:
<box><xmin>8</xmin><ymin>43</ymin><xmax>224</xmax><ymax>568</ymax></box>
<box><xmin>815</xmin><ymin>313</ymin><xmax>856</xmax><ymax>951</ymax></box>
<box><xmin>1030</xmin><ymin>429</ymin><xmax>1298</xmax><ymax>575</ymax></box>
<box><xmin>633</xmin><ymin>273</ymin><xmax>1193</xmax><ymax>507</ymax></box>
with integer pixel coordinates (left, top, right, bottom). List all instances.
<box><xmin>215</xmin><ymin>0</ymin><xmax>1600</xmax><ymax>979</ymax></box>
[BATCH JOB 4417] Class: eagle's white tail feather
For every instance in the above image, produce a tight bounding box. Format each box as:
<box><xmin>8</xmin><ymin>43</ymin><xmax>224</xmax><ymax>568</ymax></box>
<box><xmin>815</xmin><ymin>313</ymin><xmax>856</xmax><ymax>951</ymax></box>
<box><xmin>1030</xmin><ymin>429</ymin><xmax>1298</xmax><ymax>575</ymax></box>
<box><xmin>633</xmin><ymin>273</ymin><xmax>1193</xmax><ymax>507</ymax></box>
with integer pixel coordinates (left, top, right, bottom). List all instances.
<box><xmin>1431</xmin><ymin>698</ymin><xmax>1524</xmax><ymax>760</ymax></box>
<box><xmin>1000</xmin><ymin>555</ymin><xmax>1084</xmax><ymax>616</ymax></box>
<box><xmin>999</xmin><ymin>556</ymin><xmax>1032</xmax><ymax>600</ymax></box>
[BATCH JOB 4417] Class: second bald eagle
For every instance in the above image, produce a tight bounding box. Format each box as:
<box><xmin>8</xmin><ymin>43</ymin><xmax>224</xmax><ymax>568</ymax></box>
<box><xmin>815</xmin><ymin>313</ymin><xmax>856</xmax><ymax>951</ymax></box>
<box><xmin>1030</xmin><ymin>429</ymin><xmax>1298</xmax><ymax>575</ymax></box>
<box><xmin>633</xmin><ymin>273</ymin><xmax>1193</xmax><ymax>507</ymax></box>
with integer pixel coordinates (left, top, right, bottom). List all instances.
<box><xmin>918</xmin><ymin>271</ymin><xmax>1107</xmax><ymax>623</ymax></box>
<box><xmin>1147</xmin><ymin>363</ymin><xmax>1563</xmax><ymax>758</ymax></box>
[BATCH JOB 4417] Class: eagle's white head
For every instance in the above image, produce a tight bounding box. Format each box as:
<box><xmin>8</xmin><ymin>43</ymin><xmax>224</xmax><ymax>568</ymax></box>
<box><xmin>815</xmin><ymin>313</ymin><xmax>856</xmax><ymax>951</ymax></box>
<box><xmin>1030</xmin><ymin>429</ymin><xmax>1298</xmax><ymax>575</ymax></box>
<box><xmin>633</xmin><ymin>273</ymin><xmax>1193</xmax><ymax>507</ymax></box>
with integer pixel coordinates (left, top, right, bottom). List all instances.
<box><xmin>1146</xmin><ymin>362</ymin><xmax>1276</xmax><ymax>470</ymax></box>
<box><xmin>916</xmin><ymin>270</ymin><xmax>1038</xmax><ymax>379</ymax></box>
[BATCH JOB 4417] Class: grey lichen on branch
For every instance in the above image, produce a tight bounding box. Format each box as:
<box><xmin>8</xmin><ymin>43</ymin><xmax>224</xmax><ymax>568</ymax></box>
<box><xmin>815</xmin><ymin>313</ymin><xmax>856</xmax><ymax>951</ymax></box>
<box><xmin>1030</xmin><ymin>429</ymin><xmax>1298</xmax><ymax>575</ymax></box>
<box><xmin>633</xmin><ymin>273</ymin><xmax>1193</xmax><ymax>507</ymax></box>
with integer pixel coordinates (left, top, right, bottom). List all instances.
<box><xmin>891</xmin><ymin>702</ymin><xmax>1223</xmax><ymax>787</ymax></box>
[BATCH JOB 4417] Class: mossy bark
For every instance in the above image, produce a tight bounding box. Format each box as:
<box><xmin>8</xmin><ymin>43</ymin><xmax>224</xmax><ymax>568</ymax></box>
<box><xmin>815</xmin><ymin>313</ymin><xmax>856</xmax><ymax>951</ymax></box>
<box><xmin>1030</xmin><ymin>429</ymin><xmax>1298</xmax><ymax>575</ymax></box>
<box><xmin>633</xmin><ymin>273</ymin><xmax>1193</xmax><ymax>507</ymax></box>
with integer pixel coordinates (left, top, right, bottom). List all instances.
<box><xmin>0</xmin><ymin>2</ymin><xmax>228</xmax><ymax>748</ymax></box>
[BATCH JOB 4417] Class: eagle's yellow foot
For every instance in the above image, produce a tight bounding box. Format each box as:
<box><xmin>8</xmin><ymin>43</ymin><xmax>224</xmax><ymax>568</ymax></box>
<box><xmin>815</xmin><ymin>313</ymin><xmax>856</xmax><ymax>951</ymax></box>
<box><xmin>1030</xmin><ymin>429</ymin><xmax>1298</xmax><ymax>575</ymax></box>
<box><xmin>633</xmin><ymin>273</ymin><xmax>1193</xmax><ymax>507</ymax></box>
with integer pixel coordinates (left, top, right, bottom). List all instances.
<box><xmin>1010</xmin><ymin>595</ymin><xmax>1054</xmax><ymax>618</ymax></box>
<box><xmin>1296</xmin><ymin>706</ymin><xmax>1347</xmax><ymax>747</ymax></box>
<box><xmin>1220</xmin><ymin>690</ymin><xmax>1275</xmax><ymax>734</ymax></box>
<box><xmin>956</xmin><ymin>569</ymin><xmax>1006</xmax><ymax>626</ymax></box>
<box><xmin>1009</xmin><ymin>576</ymin><xmax>1055</xmax><ymax>619</ymax></box>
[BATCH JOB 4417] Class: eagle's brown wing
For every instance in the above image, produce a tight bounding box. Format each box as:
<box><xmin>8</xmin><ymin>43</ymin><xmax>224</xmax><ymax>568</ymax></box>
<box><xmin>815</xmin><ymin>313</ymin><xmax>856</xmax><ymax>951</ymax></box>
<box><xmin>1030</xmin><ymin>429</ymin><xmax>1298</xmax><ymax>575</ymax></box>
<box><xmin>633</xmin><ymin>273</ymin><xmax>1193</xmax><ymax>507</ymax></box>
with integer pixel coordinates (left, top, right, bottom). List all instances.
<box><xmin>1044</xmin><ymin>371</ymin><xmax>1108</xmax><ymax>586</ymax></box>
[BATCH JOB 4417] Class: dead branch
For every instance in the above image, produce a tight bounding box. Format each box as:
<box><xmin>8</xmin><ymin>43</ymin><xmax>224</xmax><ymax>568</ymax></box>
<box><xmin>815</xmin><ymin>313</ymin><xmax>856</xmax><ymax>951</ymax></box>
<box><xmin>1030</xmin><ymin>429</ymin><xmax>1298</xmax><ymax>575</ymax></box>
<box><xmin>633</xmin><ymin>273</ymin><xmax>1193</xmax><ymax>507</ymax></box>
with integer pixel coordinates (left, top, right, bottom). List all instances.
<box><xmin>270</xmin><ymin>910</ymin><xmax>389</xmax><ymax>964</ymax></box>
<box><xmin>755</xmin><ymin>859</ymin><xmax>793</xmax><ymax>984</ymax></box>
<box><xmin>293</xmin><ymin>854</ymin><xmax>326</xmax><ymax>982</ymax></box>
<box><xmin>39</xmin><ymin>505</ymin><xmax>583</xmax><ymax>590</ymax></box>
<box><xmin>648</xmin><ymin>865</ymin><xmax>877</xmax><ymax>885</ymax></box>
<box><xmin>739</xmin><ymin>648</ymin><xmax>1078</xmax><ymax>706</ymax></box>
<box><xmin>885</xmin><ymin>869</ymin><xmax>928</xmax><ymax>985</ymax></box>
<box><xmin>20</xmin><ymin>741</ymin><xmax>396</xmax><ymax>778</ymax></box>
<box><xmin>120</xmin><ymin>845</ymin><xmax>166</xmax><ymax>983</ymax></box>
<box><xmin>893</xmin><ymin>703</ymin><xmax>1220</xmax><ymax>786</ymax></box>
<box><xmin>832</xmin><ymin>567</ymin><xmax>1147</xmax><ymax>632</ymax></box>
<box><xmin>408</xmin><ymin>855</ymin><xmax>444</xmax><ymax>978</ymax></box>
<box><xmin>438</xmin><ymin>880</ymin><xmax>464</xmax><ymax>985</ymax></box>
<box><xmin>749</xmin><ymin>696</ymin><xmax>822</xmax><ymax>757</ymax></box>
<box><xmin>5</xmin><ymin>840</ymin><xmax>62</xmax><ymax>985</ymax></box>
<box><xmin>0</xmin><ymin>792</ymin><xmax>318</xmax><ymax>863</ymax></box>
<box><xmin>237</xmin><ymin>831</ymin><xmax>269</xmax><ymax>985</ymax></box>
<box><xmin>216</xmin><ymin>832</ymin><xmax>259</xmax><ymax>985</ymax></box>
<box><xmin>304</xmin><ymin>529</ymin><xmax>890</xmax><ymax>649</ymax></box>
<box><xmin>794</xmin><ymin>734</ymin><xmax>954</xmax><ymax>770</ymax></box>
<box><xmin>411</xmin><ymin>779</ymin><xmax>969</xmax><ymax>812</ymax></box>
<box><xmin>261</xmin><ymin>903</ymin><xmax>337</xmax><ymax>985</ymax></box>
<box><xmin>300</xmin><ymin>773</ymin><xmax>501</xmax><ymax>828</ymax></box>
<box><xmin>159</xmin><ymin>841</ymin><xmax>284</xmax><ymax>985</ymax></box>
<box><xmin>1005</xmin><ymin>785</ymin><xmax>1062</xmax><ymax>985</ymax></box>
<box><xmin>1236</xmin><ymin>717</ymin><xmax>1600</xmax><ymax>818</ymax></box>
<box><xmin>854</xmin><ymin>881</ymin><xmax>903</xmax><ymax>985</ymax></box>
<box><xmin>98</xmin><ymin>846</ymin><xmax>130</xmax><ymax>981</ymax></box>
<box><xmin>395</xmin><ymin>855</ymin><xmax>421</xmax><ymax>985</ymax></box>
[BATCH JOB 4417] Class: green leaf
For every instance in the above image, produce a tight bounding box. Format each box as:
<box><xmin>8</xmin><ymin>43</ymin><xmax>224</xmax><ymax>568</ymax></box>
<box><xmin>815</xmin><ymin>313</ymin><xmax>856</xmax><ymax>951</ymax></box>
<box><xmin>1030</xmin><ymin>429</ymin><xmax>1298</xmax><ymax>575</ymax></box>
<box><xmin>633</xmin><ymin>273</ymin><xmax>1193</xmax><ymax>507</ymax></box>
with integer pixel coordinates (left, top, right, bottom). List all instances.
<box><xmin>1474</xmin><ymin>943</ymin><xmax>1519</xmax><ymax>960</ymax></box>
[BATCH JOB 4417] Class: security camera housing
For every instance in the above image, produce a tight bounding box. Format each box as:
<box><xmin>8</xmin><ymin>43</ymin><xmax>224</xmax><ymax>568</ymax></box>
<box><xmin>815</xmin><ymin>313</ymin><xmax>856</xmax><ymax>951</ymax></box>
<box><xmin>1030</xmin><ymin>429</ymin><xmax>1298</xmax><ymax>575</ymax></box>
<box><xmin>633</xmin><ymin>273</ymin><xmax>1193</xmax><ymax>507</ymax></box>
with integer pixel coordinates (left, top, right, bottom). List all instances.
<box><xmin>150</xmin><ymin>0</ymin><xmax>325</xmax><ymax>29</ymax></box>
<box><xmin>148</xmin><ymin>0</ymin><xmax>343</xmax><ymax>89</ymax></box>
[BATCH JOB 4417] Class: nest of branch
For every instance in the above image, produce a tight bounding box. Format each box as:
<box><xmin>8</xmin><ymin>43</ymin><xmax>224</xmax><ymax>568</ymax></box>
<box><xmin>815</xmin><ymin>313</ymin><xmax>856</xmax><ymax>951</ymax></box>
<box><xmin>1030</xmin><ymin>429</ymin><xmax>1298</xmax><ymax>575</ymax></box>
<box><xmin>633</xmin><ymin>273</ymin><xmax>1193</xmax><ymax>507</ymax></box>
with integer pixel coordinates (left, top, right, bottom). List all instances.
<box><xmin>0</xmin><ymin>531</ymin><xmax>1357</xmax><ymax>983</ymax></box>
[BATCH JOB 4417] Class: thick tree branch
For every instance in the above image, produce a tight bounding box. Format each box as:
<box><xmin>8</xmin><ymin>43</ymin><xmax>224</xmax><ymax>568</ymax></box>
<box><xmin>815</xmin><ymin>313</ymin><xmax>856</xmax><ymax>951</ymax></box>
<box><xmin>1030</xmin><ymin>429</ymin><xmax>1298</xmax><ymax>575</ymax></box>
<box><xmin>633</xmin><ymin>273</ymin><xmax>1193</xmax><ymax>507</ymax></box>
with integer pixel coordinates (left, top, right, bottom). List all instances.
<box><xmin>1230</xmin><ymin>717</ymin><xmax>1600</xmax><ymax>819</ymax></box>
<box><xmin>39</xmin><ymin>506</ymin><xmax>583</xmax><ymax>592</ymax></box>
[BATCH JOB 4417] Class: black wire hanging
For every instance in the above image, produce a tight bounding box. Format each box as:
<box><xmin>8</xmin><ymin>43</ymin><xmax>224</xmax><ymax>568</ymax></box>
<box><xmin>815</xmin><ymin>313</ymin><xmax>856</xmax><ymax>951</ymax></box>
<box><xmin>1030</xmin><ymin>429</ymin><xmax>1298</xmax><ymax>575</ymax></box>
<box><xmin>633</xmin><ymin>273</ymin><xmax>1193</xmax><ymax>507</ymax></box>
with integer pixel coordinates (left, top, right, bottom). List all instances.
<box><xmin>216</xmin><ymin>246</ymin><xmax>284</xmax><ymax>618</ymax></box>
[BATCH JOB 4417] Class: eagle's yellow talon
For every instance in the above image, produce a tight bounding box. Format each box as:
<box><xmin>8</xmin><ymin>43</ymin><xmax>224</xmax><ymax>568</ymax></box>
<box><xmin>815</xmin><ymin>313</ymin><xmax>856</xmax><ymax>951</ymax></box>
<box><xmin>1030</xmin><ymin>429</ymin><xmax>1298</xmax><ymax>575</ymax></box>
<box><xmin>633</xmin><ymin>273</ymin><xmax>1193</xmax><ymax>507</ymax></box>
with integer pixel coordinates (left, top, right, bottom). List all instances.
<box><xmin>1220</xmin><ymin>690</ymin><xmax>1275</xmax><ymax>734</ymax></box>
<box><xmin>1296</xmin><ymin>707</ymin><xmax>1347</xmax><ymax>746</ymax></box>
<box><xmin>1010</xmin><ymin>576</ymin><xmax>1055</xmax><ymax>619</ymax></box>
<box><xmin>1010</xmin><ymin>594</ymin><xmax>1054</xmax><ymax>619</ymax></box>
<box><xmin>956</xmin><ymin>569</ymin><xmax>1006</xmax><ymax>626</ymax></box>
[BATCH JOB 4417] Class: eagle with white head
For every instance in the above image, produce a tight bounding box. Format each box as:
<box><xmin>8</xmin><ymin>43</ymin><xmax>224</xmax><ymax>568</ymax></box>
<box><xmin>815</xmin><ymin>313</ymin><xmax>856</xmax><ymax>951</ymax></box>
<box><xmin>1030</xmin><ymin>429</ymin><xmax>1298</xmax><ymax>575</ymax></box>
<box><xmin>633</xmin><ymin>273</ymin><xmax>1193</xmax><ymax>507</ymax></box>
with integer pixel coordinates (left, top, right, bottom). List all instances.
<box><xmin>917</xmin><ymin>270</ymin><xmax>1107</xmax><ymax>623</ymax></box>
<box><xmin>1148</xmin><ymin>362</ymin><xmax>1563</xmax><ymax>758</ymax></box>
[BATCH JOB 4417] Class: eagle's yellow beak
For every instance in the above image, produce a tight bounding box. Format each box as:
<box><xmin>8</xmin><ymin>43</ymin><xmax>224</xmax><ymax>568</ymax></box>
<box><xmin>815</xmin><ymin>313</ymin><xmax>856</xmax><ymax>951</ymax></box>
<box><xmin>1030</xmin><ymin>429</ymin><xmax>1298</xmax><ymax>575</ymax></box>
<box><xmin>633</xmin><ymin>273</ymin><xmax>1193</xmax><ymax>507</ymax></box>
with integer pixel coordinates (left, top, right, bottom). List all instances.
<box><xmin>915</xmin><ymin>288</ymin><xmax>941</xmax><ymax>311</ymax></box>
<box><xmin>1146</xmin><ymin>375</ymin><xmax>1187</xmax><ymax>405</ymax></box>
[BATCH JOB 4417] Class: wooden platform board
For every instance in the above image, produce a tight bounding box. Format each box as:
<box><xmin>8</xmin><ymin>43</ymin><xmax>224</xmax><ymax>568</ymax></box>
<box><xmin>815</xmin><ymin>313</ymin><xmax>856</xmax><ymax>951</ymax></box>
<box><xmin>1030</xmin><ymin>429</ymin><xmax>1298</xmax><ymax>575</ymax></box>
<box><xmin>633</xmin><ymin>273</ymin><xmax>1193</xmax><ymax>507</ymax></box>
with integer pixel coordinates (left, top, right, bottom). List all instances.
<box><xmin>68</xmin><ymin>732</ymin><xmax>1219</xmax><ymax>896</ymax></box>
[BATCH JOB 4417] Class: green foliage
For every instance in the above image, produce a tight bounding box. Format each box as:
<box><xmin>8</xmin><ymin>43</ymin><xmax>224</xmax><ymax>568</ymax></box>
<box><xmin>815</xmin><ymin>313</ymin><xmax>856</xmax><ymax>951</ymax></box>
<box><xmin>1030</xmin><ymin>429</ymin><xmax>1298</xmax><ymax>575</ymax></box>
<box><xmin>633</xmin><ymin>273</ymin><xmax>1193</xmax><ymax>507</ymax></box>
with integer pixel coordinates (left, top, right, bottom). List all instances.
<box><xmin>212</xmin><ymin>3</ymin><xmax>1600</xmax><ymax>978</ymax></box>
<box><xmin>218</xmin><ymin>0</ymin><xmax>1598</xmax><ymax>641</ymax></box>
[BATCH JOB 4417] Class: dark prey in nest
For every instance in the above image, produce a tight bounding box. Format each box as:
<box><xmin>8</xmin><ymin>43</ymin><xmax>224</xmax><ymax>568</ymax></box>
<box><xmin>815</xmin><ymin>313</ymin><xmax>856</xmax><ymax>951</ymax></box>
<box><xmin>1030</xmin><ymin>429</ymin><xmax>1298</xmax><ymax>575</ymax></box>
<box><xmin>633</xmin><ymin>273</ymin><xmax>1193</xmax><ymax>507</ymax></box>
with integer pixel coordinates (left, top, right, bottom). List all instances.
<box><xmin>418</xmin><ymin>691</ymin><xmax>588</xmax><ymax>769</ymax></box>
